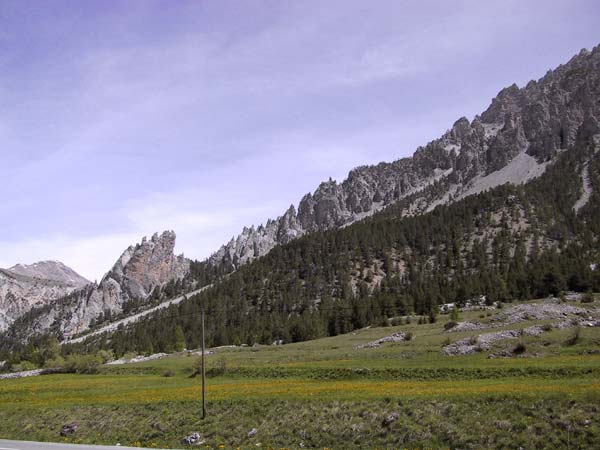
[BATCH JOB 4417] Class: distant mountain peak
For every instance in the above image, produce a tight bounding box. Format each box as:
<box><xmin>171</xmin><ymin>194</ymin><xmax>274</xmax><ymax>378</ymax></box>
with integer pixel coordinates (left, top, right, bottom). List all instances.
<box><xmin>8</xmin><ymin>260</ymin><xmax>89</xmax><ymax>288</ymax></box>
<box><xmin>0</xmin><ymin>231</ymin><xmax>190</xmax><ymax>337</ymax></box>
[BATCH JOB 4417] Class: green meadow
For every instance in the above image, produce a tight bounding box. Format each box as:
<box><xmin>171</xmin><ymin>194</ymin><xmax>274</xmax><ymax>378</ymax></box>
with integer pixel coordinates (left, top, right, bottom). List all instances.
<box><xmin>1</xmin><ymin>300</ymin><xmax>599</xmax><ymax>449</ymax></box>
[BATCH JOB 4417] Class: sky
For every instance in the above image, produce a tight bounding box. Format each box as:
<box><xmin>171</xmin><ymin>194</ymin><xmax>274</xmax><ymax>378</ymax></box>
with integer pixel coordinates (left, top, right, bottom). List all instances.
<box><xmin>0</xmin><ymin>0</ymin><xmax>599</xmax><ymax>281</ymax></box>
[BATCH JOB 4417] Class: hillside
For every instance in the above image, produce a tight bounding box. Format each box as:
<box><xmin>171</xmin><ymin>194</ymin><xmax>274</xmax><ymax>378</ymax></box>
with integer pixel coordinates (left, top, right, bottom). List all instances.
<box><xmin>2</xmin><ymin>45</ymin><xmax>600</xmax><ymax>357</ymax></box>
<box><xmin>1</xmin><ymin>296</ymin><xmax>599</xmax><ymax>449</ymax></box>
<box><xmin>210</xmin><ymin>46</ymin><xmax>600</xmax><ymax>270</ymax></box>
<box><xmin>80</xmin><ymin>138</ymin><xmax>599</xmax><ymax>356</ymax></box>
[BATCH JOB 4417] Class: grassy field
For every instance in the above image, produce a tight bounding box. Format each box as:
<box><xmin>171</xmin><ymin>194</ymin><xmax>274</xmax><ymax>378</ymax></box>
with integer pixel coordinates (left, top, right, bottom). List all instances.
<box><xmin>1</xmin><ymin>299</ymin><xmax>599</xmax><ymax>449</ymax></box>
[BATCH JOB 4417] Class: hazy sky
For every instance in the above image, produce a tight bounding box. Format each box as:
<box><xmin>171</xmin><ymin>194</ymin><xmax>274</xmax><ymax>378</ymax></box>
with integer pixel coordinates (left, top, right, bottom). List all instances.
<box><xmin>1</xmin><ymin>0</ymin><xmax>599</xmax><ymax>280</ymax></box>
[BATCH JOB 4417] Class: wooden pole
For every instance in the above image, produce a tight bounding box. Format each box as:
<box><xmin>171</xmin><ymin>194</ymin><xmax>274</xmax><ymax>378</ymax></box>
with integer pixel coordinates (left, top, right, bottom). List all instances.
<box><xmin>201</xmin><ymin>308</ymin><xmax>206</xmax><ymax>419</ymax></box>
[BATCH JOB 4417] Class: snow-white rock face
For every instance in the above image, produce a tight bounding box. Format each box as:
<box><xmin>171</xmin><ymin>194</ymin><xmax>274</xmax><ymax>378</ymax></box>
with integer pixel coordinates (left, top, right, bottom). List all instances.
<box><xmin>0</xmin><ymin>262</ymin><xmax>88</xmax><ymax>331</ymax></box>
<box><xmin>210</xmin><ymin>46</ymin><xmax>600</xmax><ymax>269</ymax></box>
<box><xmin>5</xmin><ymin>231</ymin><xmax>190</xmax><ymax>339</ymax></box>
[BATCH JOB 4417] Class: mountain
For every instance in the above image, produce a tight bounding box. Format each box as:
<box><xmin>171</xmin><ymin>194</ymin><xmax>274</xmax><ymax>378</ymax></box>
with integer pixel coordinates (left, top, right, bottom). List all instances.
<box><xmin>2</xmin><ymin>231</ymin><xmax>191</xmax><ymax>340</ymax></box>
<box><xmin>7</xmin><ymin>261</ymin><xmax>90</xmax><ymax>288</ymax></box>
<box><xmin>69</xmin><ymin>45</ymin><xmax>600</xmax><ymax>355</ymax></box>
<box><xmin>0</xmin><ymin>261</ymin><xmax>88</xmax><ymax>332</ymax></box>
<box><xmin>210</xmin><ymin>47</ymin><xmax>600</xmax><ymax>270</ymax></box>
<box><xmin>3</xmin><ymin>45</ymin><xmax>600</xmax><ymax>355</ymax></box>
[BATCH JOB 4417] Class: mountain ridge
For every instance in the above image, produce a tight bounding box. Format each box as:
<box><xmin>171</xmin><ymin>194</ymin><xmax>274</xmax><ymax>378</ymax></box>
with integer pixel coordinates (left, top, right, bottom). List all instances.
<box><xmin>2</xmin><ymin>44</ymin><xmax>599</xmax><ymax>347</ymax></box>
<box><xmin>209</xmin><ymin>45</ymin><xmax>600</xmax><ymax>270</ymax></box>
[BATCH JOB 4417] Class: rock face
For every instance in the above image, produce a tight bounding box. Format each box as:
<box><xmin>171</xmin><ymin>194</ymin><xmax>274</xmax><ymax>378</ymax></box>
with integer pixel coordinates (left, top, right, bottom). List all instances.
<box><xmin>8</xmin><ymin>261</ymin><xmax>89</xmax><ymax>288</ymax></box>
<box><xmin>103</xmin><ymin>231</ymin><xmax>189</xmax><ymax>301</ymax></box>
<box><xmin>0</xmin><ymin>261</ymin><xmax>89</xmax><ymax>332</ymax></box>
<box><xmin>5</xmin><ymin>231</ymin><xmax>190</xmax><ymax>339</ymax></box>
<box><xmin>210</xmin><ymin>46</ymin><xmax>600</xmax><ymax>269</ymax></box>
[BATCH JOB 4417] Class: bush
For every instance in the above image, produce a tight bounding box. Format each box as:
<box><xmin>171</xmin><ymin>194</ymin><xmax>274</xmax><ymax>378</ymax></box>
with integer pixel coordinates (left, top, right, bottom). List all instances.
<box><xmin>449</xmin><ymin>307</ymin><xmax>460</xmax><ymax>321</ymax></box>
<box><xmin>12</xmin><ymin>361</ymin><xmax>37</xmax><ymax>372</ymax></box>
<box><xmin>444</xmin><ymin>321</ymin><xmax>458</xmax><ymax>330</ymax></box>
<box><xmin>404</xmin><ymin>332</ymin><xmax>413</xmax><ymax>341</ymax></box>
<box><xmin>390</xmin><ymin>317</ymin><xmax>403</xmax><ymax>326</ymax></box>
<box><xmin>43</xmin><ymin>356</ymin><xmax>65</xmax><ymax>371</ymax></box>
<box><xmin>581</xmin><ymin>291</ymin><xmax>595</xmax><ymax>303</ymax></box>
<box><xmin>97</xmin><ymin>349</ymin><xmax>115</xmax><ymax>364</ymax></box>
<box><xmin>207</xmin><ymin>357</ymin><xmax>228</xmax><ymax>377</ymax></box>
<box><xmin>162</xmin><ymin>369</ymin><xmax>175</xmax><ymax>377</ymax></box>
<box><xmin>513</xmin><ymin>342</ymin><xmax>527</xmax><ymax>354</ymax></box>
<box><xmin>542</xmin><ymin>323</ymin><xmax>553</xmax><ymax>332</ymax></box>
<box><xmin>64</xmin><ymin>354</ymin><xmax>102</xmax><ymax>374</ymax></box>
<box><xmin>565</xmin><ymin>326</ymin><xmax>581</xmax><ymax>346</ymax></box>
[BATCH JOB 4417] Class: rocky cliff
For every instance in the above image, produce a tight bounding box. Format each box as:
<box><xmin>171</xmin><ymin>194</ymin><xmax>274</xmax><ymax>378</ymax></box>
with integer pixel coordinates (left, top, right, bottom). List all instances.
<box><xmin>0</xmin><ymin>261</ymin><xmax>89</xmax><ymax>332</ymax></box>
<box><xmin>4</xmin><ymin>231</ymin><xmax>190</xmax><ymax>339</ymax></box>
<box><xmin>210</xmin><ymin>46</ymin><xmax>600</xmax><ymax>269</ymax></box>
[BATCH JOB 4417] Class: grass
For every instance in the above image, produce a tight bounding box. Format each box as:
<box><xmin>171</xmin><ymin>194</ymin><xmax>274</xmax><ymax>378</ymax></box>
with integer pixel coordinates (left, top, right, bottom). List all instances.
<box><xmin>1</xmin><ymin>298</ymin><xmax>599</xmax><ymax>449</ymax></box>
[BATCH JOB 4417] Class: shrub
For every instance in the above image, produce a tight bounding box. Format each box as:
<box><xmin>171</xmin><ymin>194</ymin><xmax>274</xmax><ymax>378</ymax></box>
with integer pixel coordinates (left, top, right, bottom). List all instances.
<box><xmin>565</xmin><ymin>326</ymin><xmax>581</xmax><ymax>346</ymax></box>
<box><xmin>450</xmin><ymin>307</ymin><xmax>460</xmax><ymax>322</ymax></box>
<box><xmin>96</xmin><ymin>349</ymin><xmax>115</xmax><ymax>364</ymax></box>
<box><xmin>581</xmin><ymin>291</ymin><xmax>595</xmax><ymax>303</ymax></box>
<box><xmin>43</xmin><ymin>356</ymin><xmax>65</xmax><ymax>371</ymax></box>
<box><xmin>444</xmin><ymin>321</ymin><xmax>458</xmax><ymax>330</ymax></box>
<box><xmin>162</xmin><ymin>370</ymin><xmax>174</xmax><ymax>377</ymax></box>
<box><xmin>12</xmin><ymin>361</ymin><xmax>37</xmax><ymax>372</ymax></box>
<box><xmin>207</xmin><ymin>357</ymin><xmax>228</xmax><ymax>377</ymax></box>
<box><xmin>64</xmin><ymin>354</ymin><xmax>102</xmax><ymax>374</ymax></box>
<box><xmin>404</xmin><ymin>332</ymin><xmax>413</xmax><ymax>341</ymax></box>
<box><xmin>513</xmin><ymin>342</ymin><xmax>527</xmax><ymax>354</ymax></box>
<box><xmin>191</xmin><ymin>356</ymin><xmax>203</xmax><ymax>377</ymax></box>
<box><xmin>390</xmin><ymin>317</ymin><xmax>402</xmax><ymax>326</ymax></box>
<box><xmin>428</xmin><ymin>309</ymin><xmax>438</xmax><ymax>324</ymax></box>
<box><xmin>559</xmin><ymin>292</ymin><xmax>567</xmax><ymax>303</ymax></box>
<box><xmin>122</xmin><ymin>352</ymin><xmax>137</xmax><ymax>361</ymax></box>
<box><xmin>542</xmin><ymin>323</ymin><xmax>553</xmax><ymax>332</ymax></box>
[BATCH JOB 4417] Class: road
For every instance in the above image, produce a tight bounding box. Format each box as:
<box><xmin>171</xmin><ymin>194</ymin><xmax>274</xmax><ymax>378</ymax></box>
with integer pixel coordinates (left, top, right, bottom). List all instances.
<box><xmin>0</xmin><ymin>440</ymin><xmax>173</xmax><ymax>450</ymax></box>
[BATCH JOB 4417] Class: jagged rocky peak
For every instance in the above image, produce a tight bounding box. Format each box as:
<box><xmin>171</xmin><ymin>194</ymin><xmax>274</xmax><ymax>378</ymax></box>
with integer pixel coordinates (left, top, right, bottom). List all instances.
<box><xmin>102</xmin><ymin>230</ymin><xmax>190</xmax><ymax>300</ymax></box>
<box><xmin>208</xmin><ymin>45</ymin><xmax>600</xmax><ymax>270</ymax></box>
<box><xmin>1</xmin><ymin>230</ymin><xmax>192</xmax><ymax>339</ymax></box>
<box><xmin>8</xmin><ymin>260</ymin><xmax>89</xmax><ymax>288</ymax></box>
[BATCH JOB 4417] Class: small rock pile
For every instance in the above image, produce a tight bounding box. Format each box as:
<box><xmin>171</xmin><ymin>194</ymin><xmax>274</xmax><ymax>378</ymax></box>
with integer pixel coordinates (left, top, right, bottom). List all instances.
<box><xmin>443</xmin><ymin>325</ymin><xmax>545</xmax><ymax>356</ymax></box>
<box><xmin>446</xmin><ymin>321</ymin><xmax>488</xmax><ymax>333</ymax></box>
<box><xmin>182</xmin><ymin>432</ymin><xmax>202</xmax><ymax>445</ymax></box>
<box><xmin>356</xmin><ymin>332</ymin><xmax>408</xmax><ymax>349</ymax></box>
<box><xmin>495</xmin><ymin>303</ymin><xmax>586</xmax><ymax>325</ymax></box>
<box><xmin>60</xmin><ymin>422</ymin><xmax>79</xmax><ymax>437</ymax></box>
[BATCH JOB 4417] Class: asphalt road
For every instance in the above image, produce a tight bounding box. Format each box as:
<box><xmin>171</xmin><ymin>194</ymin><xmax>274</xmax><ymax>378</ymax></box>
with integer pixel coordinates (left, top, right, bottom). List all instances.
<box><xmin>0</xmin><ymin>440</ymin><xmax>173</xmax><ymax>450</ymax></box>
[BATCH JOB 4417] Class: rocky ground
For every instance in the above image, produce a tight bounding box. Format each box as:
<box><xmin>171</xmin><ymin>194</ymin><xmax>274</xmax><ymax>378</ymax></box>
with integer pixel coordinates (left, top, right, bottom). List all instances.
<box><xmin>443</xmin><ymin>299</ymin><xmax>599</xmax><ymax>356</ymax></box>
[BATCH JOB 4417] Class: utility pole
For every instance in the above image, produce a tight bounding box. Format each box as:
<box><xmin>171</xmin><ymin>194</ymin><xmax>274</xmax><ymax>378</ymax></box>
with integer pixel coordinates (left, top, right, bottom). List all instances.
<box><xmin>201</xmin><ymin>307</ymin><xmax>206</xmax><ymax>419</ymax></box>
